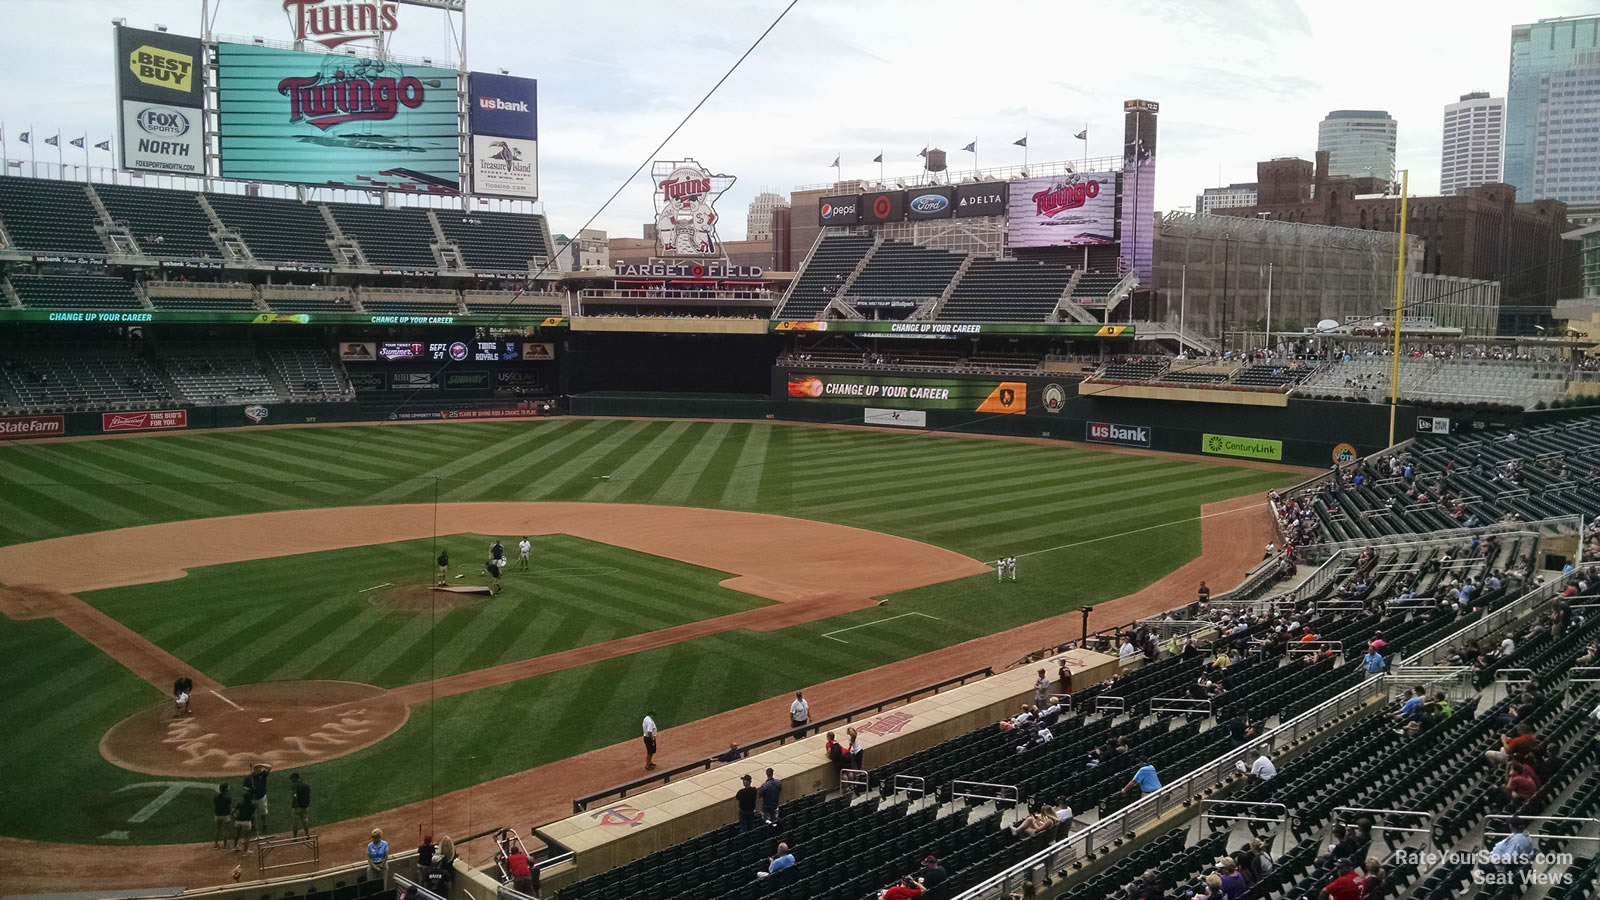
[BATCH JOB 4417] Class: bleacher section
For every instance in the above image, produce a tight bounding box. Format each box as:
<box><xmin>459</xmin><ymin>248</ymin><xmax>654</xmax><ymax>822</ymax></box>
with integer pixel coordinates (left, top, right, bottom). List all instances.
<box><xmin>463</xmin><ymin>290</ymin><xmax>563</xmax><ymax>317</ymax></box>
<box><xmin>1234</xmin><ymin>362</ymin><xmax>1318</xmax><ymax>389</ymax></box>
<box><xmin>1069</xmin><ymin>271</ymin><xmax>1122</xmax><ymax>303</ymax></box>
<box><xmin>938</xmin><ymin>258</ymin><xmax>1073</xmax><ymax>322</ymax></box>
<box><xmin>330</xmin><ymin>204</ymin><xmax>438</xmax><ymax>270</ymax></box>
<box><xmin>847</xmin><ymin>240</ymin><xmax>965</xmax><ymax>305</ymax></box>
<box><xmin>436</xmin><ymin>210</ymin><xmax>551</xmax><ymax>273</ymax></box>
<box><xmin>159</xmin><ymin>347</ymin><xmax>280</xmax><ymax>406</ymax></box>
<box><xmin>0</xmin><ymin>344</ymin><xmax>171</xmax><ymax>413</ymax></box>
<box><xmin>1095</xmin><ymin>358</ymin><xmax>1169</xmax><ymax>382</ymax></box>
<box><xmin>776</xmin><ymin>234</ymin><xmax>875</xmax><ymax>319</ymax></box>
<box><xmin>358</xmin><ymin>287</ymin><xmax>461</xmax><ymax>316</ymax></box>
<box><xmin>1276</xmin><ymin>415</ymin><xmax>1600</xmax><ymax>544</ymax></box>
<box><xmin>1296</xmin><ymin>356</ymin><xmax>1570</xmax><ymax>409</ymax></box>
<box><xmin>8</xmin><ymin>274</ymin><xmax>142</xmax><ymax>310</ymax></box>
<box><xmin>0</xmin><ymin>177</ymin><xmax>104</xmax><ymax>257</ymax></box>
<box><xmin>207</xmin><ymin>194</ymin><xmax>336</xmax><ymax>266</ymax></box>
<box><xmin>96</xmin><ymin>184</ymin><xmax>219</xmax><ymax>260</ymax></box>
<box><xmin>267</xmin><ymin>345</ymin><xmax>351</xmax><ymax>401</ymax></box>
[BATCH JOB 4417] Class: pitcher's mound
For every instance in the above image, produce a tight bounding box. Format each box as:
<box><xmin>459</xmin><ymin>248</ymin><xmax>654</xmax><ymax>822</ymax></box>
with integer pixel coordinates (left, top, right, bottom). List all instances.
<box><xmin>371</xmin><ymin>583</ymin><xmax>490</xmax><ymax>611</ymax></box>
<box><xmin>100</xmin><ymin>680</ymin><xmax>410</xmax><ymax>777</ymax></box>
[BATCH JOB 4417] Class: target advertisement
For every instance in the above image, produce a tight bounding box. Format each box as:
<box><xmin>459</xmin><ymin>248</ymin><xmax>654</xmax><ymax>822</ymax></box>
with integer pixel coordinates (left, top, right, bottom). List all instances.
<box><xmin>215</xmin><ymin>42</ymin><xmax>461</xmax><ymax>191</ymax></box>
<box><xmin>1006</xmin><ymin>172</ymin><xmax>1117</xmax><ymax>248</ymax></box>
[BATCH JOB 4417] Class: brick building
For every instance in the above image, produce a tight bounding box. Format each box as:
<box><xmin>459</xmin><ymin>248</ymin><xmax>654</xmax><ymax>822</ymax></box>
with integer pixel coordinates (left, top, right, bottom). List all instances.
<box><xmin>1215</xmin><ymin>151</ymin><xmax>1578</xmax><ymax>311</ymax></box>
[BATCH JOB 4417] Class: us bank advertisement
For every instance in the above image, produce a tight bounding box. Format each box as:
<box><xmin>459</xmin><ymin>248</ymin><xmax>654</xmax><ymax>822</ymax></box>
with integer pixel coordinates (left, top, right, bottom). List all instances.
<box><xmin>216</xmin><ymin>42</ymin><xmax>460</xmax><ymax>191</ymax></box>
<box><xmin>468</xmin><ymin>71</ymin><xmax>539</xmax><ymax>198</ymax></box>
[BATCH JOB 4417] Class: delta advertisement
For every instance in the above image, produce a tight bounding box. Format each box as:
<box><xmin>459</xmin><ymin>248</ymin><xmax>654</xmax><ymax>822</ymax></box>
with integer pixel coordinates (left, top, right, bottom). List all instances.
<box><xmin>115</xmin><ymin>26</ymin><xmax>206</xmax><ymax>175</ymax></box>
<box><xmin>215</xmin><ymin>42</ymin><xmax>461</xmax><ymax>191</ymax></box>
<box><xmin>1007</xmin><ymin>172</ymin><xmax>1117</xmax><ymax>248</ymax></box>
<box><xmin>785</xmin><ymin>373</ymin><xmax>1027</xmax><ymax>414</ymax></box>
<box><xmin>468</xmin><ymin>72</ymin><xmax>538</xmax><ymax>198</ymax></box>
<box><xmin>953</xmin><ymin>182</ymin><xmax>1007</xmax><ymax>218</ymax></box>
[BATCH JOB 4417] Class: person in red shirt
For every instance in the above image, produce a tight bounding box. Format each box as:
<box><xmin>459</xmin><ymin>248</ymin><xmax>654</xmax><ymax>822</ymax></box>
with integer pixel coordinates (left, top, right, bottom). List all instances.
<box><xmin>1506</xmin><ymin>763</ymin><xmax>1540</xmax><ymax>806</ymax></box>
<box><xmin>1319</xmin><ymin>859</ymin><xmax>1361</xmax><ymax>900</ymax></box>
<box><xmin>1487</xmin><ymin>723</ymin><xmax>1538</xmax><ymax>764</ymax></box>
<box><xmin>881</xmin><ymin>876</ymin><xmax>924</xmax><ymax>900</ymax></box>
<box><xmin>504</xmin><ymin>846</ymin><xmax>535</xmax><ymax>895</ymax></box>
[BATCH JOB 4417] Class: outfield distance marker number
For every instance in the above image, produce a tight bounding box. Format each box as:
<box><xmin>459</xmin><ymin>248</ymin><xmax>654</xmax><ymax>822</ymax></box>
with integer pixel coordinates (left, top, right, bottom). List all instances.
<box><xmin>822</xmin><ymin>612</ymin><xmax>941</xmax><ymax>644</ymax></box>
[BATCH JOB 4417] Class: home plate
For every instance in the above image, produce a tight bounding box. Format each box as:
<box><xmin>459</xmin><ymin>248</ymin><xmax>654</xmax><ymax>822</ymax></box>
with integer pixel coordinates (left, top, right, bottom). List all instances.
<box><xmin>435</xmin><ymin>585</ymin><xmax>493</xmax><ymax>596</ymax></box>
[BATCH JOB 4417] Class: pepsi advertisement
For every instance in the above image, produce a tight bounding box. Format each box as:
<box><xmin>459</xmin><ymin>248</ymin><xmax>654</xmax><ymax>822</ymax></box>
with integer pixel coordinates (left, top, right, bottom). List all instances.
<box><xmin>905</xmin><ymin>186</ymin><xmax>955</xmax><ymax>220</ymax></box>
<box><xmin>860</xmin><ymin>190</ymin><xmax>905</xmax><ymax>224</ymax></box>
<box><xmin>216</xmin><ymin>42</ymin><xmax>461</xmax><ymax>191</ymax></box>
<box><xmin>818</xmin><ymin>194</ymin><xmax>860</xmax><ymax>226</ymax></box>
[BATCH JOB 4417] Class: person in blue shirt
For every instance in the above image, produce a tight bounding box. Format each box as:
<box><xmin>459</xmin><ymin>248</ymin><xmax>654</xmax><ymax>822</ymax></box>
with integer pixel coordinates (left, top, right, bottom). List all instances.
<box><xmin>366</xmin><ymin>828</ymin><xmax>389</xmax><ymax>878</ymax></box>
<box><xmin>757</xmin><ymin>843</ymin><xmax>794</xmax><ymax>878</ymax></box>
<box><xmin>1396</xmin><ymin>686</ymin><xmax>1426</xmax><ymax>721</ymax></box>
<box><xmin>1362</xmin><ymin>648</ymin><xmax>1387</xmax><ymax>675</ymax></box>
<box><xmin>1489</xmin><ymin>818</ymin><xmax>1536</xmax><ymax>864</ymax></box>
<box><xmin>1124</xmin><ymin>760</ymin><xmax>1161</xmax><ymax>799</ymax></box>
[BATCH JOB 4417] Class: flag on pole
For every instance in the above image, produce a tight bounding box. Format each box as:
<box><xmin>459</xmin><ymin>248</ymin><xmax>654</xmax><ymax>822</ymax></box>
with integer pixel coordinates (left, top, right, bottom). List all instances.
<box><xmin>917</xmin><ymin>147</ymin><xmax>927</xmax><ymax>158</ymax></box>
<box><xmin>1013</xmin><ymin>136</ymin><xmax>1027</xmax><ymax>147</ymax></box>
<box><xmin>962</xmin><ymin>141</ymin><xmax>976</xmax><ymax>153</ymax></box>
<box><xmin>44</xmin><ymin>134</ymin><xmax>58</xmax><ymax>146</ymax></box>
<box><xmin>95</xmin><ymin>139</ymin><xmax>111</xmax><ymax>151</ymax></box>
<box><xmin>872</xmin><ymin>152</ymin><xmax>882</xmax><ymax>163</ymax></box>
<box><xmin>1074</xmin><ymin>129</ymin><xmax>1087</xmax><ymax>141</ymax></box>
<box><xmin>18</xmin><ymin>131</ymin><xmax>29</xmax><ymax>144</ymax></box>
<box><xmin>69</xmin><ymin>136</ymin><xmax>85</xmax><ymax>149</ymax></box>
<box><xmin>829</xmin><ymin>155</ymin><xmax>839</xmax><ymax>167</ymax></box>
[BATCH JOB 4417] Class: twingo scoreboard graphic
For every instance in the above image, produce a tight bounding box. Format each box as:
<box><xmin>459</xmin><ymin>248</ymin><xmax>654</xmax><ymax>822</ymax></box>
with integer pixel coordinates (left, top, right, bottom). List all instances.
<box><xmin>468</xmin><ymin>71</ymin><xmax>538</xmax><ymax>198</ymax></box>
<box><xmin>215</xmin><ymin>42</ymin><xmax>460</xmax><ymax>191</ymax></box>
<box><xmin>785</xmin><ymin>373</ymin><xmax>1027</xmax><ymax>414</ymax></box>
<box><xmin>1007</xmin><ymin>171</ymin><xmax>1117</xmax><ymax>248</ymax></box>
<box><xmin>652</xmin><ymin>159</ymin><xmax>734</xmax><ymax>257</ymax></box>
<box><xmin>114</xmin><ymin>25</ymin><xmax>205</xmax><ymax>175</ymax></box>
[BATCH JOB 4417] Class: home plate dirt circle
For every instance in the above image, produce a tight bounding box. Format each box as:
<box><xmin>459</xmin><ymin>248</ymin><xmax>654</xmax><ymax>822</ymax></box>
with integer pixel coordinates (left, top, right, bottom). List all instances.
<box><xmin>100</xmin><ymin>681</ymin><xmax>409</xmax><ymax>777</ymax></box>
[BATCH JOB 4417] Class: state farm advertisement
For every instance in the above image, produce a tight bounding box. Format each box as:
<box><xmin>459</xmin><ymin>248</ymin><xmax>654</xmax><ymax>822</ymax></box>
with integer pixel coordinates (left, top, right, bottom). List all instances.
<box><xmin>103</xmin><ymin>410</ymin><xmax>189</xmax><ymax>432</ymax></box>
<box><xmin>0</xmin><ymin>415</ymin><xmax>65</xmax><ymax>439</ymax></box>
<box><xmin>1007</xmin><ymin>172</ymin><xmax>1117</xmax><ymax>248</ymax></box>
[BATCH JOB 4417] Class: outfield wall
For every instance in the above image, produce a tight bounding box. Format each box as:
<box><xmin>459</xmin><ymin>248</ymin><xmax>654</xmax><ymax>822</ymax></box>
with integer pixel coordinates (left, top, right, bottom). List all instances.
<box><xmin>0</xmin><ymin>400</ymin><xmax>552</xmax><ymax>440</ymax></box>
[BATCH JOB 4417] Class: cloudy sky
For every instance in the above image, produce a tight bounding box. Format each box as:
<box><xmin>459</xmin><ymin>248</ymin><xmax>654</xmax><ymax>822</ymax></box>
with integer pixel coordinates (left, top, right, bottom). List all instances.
<box><xmin>0</xmin><ymin>0</ymin><xmax>1594</xmax><ymax>240</ymax></box>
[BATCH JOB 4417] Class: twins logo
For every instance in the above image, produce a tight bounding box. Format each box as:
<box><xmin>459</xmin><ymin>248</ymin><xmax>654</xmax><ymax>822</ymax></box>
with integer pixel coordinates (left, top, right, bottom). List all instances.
<box><xmin>591</xmin><ymin>804</ymin><xmax>647</xmax><ymax>827</ymax></box>
<box><xmin>651</xmin><ymin>159</ymin><xmax>734</xmax><ymax>258</ymax></box>
<box><xmin>244</xmin><ymin>405</ymin><xmax>270</xmax><ymax>424</ymax></box>
<box><xmin>277</xmin><ymin>58</ymin><xmax>436</xmax><ymax>131</ymax></box>
<box><xmin>1032</xmin><ymin>175</ymin><xmax>1101</xmax><ymax>218</ymax></box>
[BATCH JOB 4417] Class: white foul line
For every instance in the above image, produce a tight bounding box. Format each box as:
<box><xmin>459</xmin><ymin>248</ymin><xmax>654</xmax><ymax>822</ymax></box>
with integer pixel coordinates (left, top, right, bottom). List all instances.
<box><xmin>210</xmin><ymin>690</ymin><xmax>244</xmax><ymax>711</ymax></box>
<box><xmin>356</xmin><ymin>582</ymin><xmax>395</xmax><ymax>593</ymax></box>
<box><xmin>1012</xmin><ymin>502</ymin><xmax>1264</xmax><ymax>561</ymax></box>
<box><xmin>822</xmin><ymin>612</ymin><xmax>942</xmax><ymax>644</ymax></box>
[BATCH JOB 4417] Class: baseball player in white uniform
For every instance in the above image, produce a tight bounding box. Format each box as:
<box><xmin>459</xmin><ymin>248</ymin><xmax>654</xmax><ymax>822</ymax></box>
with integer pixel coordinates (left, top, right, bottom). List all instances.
<box><xmin>518</xmin><ymin>537</ymin><xmax>531</xmax><ymax>571</ymax></box>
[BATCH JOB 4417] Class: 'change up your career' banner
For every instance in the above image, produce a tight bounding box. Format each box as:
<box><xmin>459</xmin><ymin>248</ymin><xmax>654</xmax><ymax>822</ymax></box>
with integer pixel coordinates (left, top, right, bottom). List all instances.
<box><xmin>785</xmin><ymin>373</ymin><xmax>1027</xmax><ymax>414</ymax></box>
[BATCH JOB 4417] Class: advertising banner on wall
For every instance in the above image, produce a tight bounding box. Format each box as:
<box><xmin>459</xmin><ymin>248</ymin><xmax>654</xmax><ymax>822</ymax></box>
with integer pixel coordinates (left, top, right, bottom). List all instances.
<box><xmin>865</xmin><ymin>408</ymin><xmax>927</xmax><ymax>428</ymax></box>
<box><xmin>785</xmin><ymin>373</ymin><xmax>1026</xmax><ymax>413</ymax></box>
<box><xmin>114</xmin><ymin>26</ymin><xmax>205</xmax><ymax>175</ymax></box>
<box><xmin>102</xmin><ymin>409</ymin><xmax>188</xmax><ymax>432</ymax></box>
<box><xmin>339</xmin><ymin>341</ymin><xmax>378</xmax><ymax>361</ymax></box>
<box><xmin>1087</xmin><ymin>421</ymin><xmax>1151</xmax><ymax>448</ymax></box>
<box><xmin>953</xmin><ymin>182</ymin><xmax>1007</xmax><ymax>218</ymax></box>
<box><xmin>471</xmin><ymin>134</ymin><xmax>538</xmax><ymax>198</ymax></box>
<box><xmin>905</xmin><ymin>186</ymin><xmax>955</xmax><ymax>220</ymax></box>
<box><xmin>1006</xmin><ymin>172</ymin><xmax>1117</xmax><ymax>247</ymax></box>
<box><xmin>0</xmin><ymin>414</ymin><xmax>65</xmax><ymax>439</ymax></box>
<box><xmin>860</xmin><ymin>190</ymin><xmax>905</xmax><ymax>224</ymax></box>
<box><xmin>468</xmin><ymin>72</ymin><xmax>539</xmax><ymax>198</ymax></box>
<box><xmin>215</xmin><ymin>42</ymin><xmax>461</xmax><ymax>191</ymax></box>
<box><xmin>817</xmin><ymin>194</ymin><xmax>860</xmax><ymax>226</ymax></box>
<box><xmin>652</xmin><ymin>159</ymin><xmax>733</xmax><ymax>257</ymax></box>
<box><xmin>1201</xmin><ymin>432</ymin><xmax>1282</xmax><ymax>461</ymax></box>
<box><xmin>1122</xmin><ymin>99</ymin><xmax>1159</xmax><ymax>283</ymax></box>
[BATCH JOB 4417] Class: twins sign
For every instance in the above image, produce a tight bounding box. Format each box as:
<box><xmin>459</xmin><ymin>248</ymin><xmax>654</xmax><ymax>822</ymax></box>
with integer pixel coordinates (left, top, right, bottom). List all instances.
<box><xmin>652</xmin><ymin>159</ymin><xmax>734</xmax><ymax>258</ymax></box>
<box><xmin>1007</xmin><ymin>172</ymin><xmax>1117</xmax><ymax>248</ymax></box>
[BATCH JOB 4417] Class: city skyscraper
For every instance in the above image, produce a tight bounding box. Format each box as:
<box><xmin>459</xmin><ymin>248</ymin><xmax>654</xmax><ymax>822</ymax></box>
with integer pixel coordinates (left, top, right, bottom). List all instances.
<box><xmin>1505</xmin><ymin>14</ymin><xmax>1600</xmax><ymax>208</ymax></box>
<box><xmin>1317</xmin><ymin>110</ymin><xmax>1397</xmax><ymax>182</ymax></box>
<box><xmin>745</xmin><ymin>191</ymin><xmax>787</xmax><ymax>241</ymax></box>
<box><xmin>1440</xmin><ymin>92</ymin><xmax>1504</xmax><ymax>196</ymax></box>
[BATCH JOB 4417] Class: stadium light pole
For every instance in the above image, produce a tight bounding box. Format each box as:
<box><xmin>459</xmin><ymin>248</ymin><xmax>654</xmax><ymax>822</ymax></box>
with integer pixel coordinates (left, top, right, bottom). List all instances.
<box><xmin>1386</xmin><ymin>170</ymin><xmax>1410</xmax><ymax>448</ymax></box>
<box><xmin>1220</xmin><ymin>233</ymin><xmax>1232</xmax><ymax>356</ymax></box>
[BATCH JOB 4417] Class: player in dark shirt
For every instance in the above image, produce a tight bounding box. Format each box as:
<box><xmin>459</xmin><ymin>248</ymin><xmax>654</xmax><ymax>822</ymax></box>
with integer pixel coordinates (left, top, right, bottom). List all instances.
<box><xmin>735</xmin><ymin>774</ymin><xmax>760</xmax><ymax>830</ymax></box>
<box><xmin>233</xmin><ymin>792</ymin><xmax>258</xmax><ymax>851</ymax></box>
<box><xmin>212</xmin><ymin>783</ymin><xmax>233</xmax><ymax>848</ymax></box>
<box><xmin>244</xmin><ymin>763</ymin><xmax>272</xmax><ymax>831</ymax></box>
<box><xmin>436</xmin><ymin>550</ymin><xmax>450</xmax><ymax>585</ymax></box>
<box><xmin>289</xmin><ymin>772</ymin><xmax>312</xmax><ymax>838</ymax></box>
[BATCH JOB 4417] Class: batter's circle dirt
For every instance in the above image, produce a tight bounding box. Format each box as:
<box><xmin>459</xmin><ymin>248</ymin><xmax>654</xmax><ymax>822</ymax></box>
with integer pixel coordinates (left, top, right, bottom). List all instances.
<box><xmin>99</xmin><ymin>680</ymin><xmax>409</xmax><ymax>777</ymax></box>
<box><xmin>371</xmin><ymin>583</ymin><xmax>490</xmax><ymax>612</ymax></box>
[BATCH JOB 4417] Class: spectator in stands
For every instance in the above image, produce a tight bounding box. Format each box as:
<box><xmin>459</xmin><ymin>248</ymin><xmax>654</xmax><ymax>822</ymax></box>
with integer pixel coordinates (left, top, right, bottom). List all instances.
<box><xmin>757</xmin><ymin>843</ymin><xmax>794</xmax><ymax>878</ymax></box>
<box><xmin>735</xmin><ymin>774</ymin><xmax>760</xmax><ymax>830</ymax></box>
<box><xmin>365</xmin><ymin>828</ymin><xmax>388</xmax><ymax>878</ymax></box>
<box><xmin>880</xmin><ymin>876</ymin><xmax>924</xmax><ymax>900</ymax></box>
<box><xmin>1361</xmin><ymin>645</ymin><xmax>1386</xmax><ymax>675</ymax></box>
<box><xmin>1357</xmin><ymin>858</ymin><xmax>1385</xmax><ymax>899</ymax></box>
<box><xmin>1119</xmin><ymin>636</ymin><xmax>1138</xmax><ymax>660</ymax></box>
<box><xmin>417</xmin><ymin>834</ymin><xmax>436</xmax><ymax>869</ymax></box>
<box><xmin>1197</xmin><ymin>581</ymin><xmax>1211</xmax><ymax>607</ymax></box>
<box><xmin>1217</xmin><ymin>858</ymin><xmax>1248</xmax><ymax>899</ymax></box>
<box><xmin>1487</xmin><ymin>722</ymin><xmax>1539</xmax><ymax>764</ymax></box>
<box><xmin>1317</xmin><ymin>858</ymin><xmax>1361</xmax><ymax>900</ymax></box>
<box><xmin>758</xmin><ymin>768</ymin><xmax>782</xmax><ymax>821</ymax></box>
<box><xmin>715</xmin><ymin>742</ymin><xmax>744</xmax><ymax>764</ymax></box>
<box><xmin>846</xmin><ymin>726</ymin><xmax>865</xmax><ymax>769</ymax></box>
<box><xmin>1488</xmin><ymin>817</ymin><xmax>1536</xmax><ymax>868</ymax></box>
<box><xmin>1396</xmin><ymin>686</ymin><xmax>1427</xmax><ymax>722</ymax></box>
<box><xmin>1057</xmin><ymin>658</ymin><xmax>1072</xmax><ymax>695</ymax></box>
<box><xmin>1504</xmin><ymin>762</ymin><xmax>1539</xmax><ymax>808</ymax></box>
<box><xmin>1123</xmin><ymin>759</ymin><xmax>1161</xmax><ymax>800</ymax></box>
<box><xmin>1241</xmin><ymin>748</ymin><xmax>1276</xmax><ymax>782</ymax></box>
<box><xmin>434</xmin><ymin>836</ymin><xmax>457</xmax><ymax>888</ymax></box>
<box><xmin>915</xmin><ymin>855</ymin><xmax>948</xmax><ymax>889</ymax></box>
<box><xmin>790</xmin><ymin>691</ymin><xmax>809</xmax><ymax>730</ymax></box>
<box><xmin>824</xmin><ymin>731</ymin><xmax>849</xmax><ymax>776</ymax></box>
<box><xmin>1009</xmin><ymin>804</ymin><xmax>1056</xmax><ymax>838</ymax></box>
<box><xmin>1034</xmin><ymin>668</ymin><xmax>1050</xmax><ymax>707</ymax></box>
<box><xmin>1053</xmin><ymin>798</ymin><xmax>1073</xmax><ymax>826</ymax></box>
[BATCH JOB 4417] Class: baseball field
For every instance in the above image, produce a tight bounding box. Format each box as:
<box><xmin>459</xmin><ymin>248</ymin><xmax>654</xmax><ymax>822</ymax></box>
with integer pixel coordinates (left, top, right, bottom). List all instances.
<box><xmin>0</xmin><ymin>417</ymin><xmax>1300</xmax><ymax>853</ymax></box>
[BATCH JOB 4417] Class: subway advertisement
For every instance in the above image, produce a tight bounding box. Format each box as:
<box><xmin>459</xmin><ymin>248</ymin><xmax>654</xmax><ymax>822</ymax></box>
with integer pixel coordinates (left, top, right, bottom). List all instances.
<box><xmin>216</xmin><ymin>42</ymin><xmax>460</xmax><ymax>191</ymax></box>
<box><xmin>785</xmin><ymin>373</ymin><xmax>1028</xmax><ymax>414</ymax></box>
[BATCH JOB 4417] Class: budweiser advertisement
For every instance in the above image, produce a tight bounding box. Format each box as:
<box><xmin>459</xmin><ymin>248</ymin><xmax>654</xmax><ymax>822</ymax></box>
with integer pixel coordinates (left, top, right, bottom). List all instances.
<box><xmin>0</xmin><ymin>414</ymin><xmax>66</xmax><ymax>439</ymax></box>
<box><xmin>102</xmin><ymin>410</ymin><xmax>189</xmax><ymax>433</ymax></box>
<box><xmin>216</xmin><ymin>42</ymin><xmax>460</xmax><ymax>191</ymax></box>
<box><xmin>1007</xmin><ymin>172</ymin><xmax>1117</xmax><ymax>248</ymax></box>
<box><xmin>652</xmin><ymin>159</ymin><xmax>734</xmax><ymax>257</ymax></box>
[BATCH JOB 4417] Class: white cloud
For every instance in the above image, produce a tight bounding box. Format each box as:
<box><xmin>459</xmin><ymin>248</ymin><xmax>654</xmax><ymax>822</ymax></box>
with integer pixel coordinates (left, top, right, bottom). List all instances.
<box><xmin>1</xmin><ymin>0</ymin><xmax>1593</xmax><ymax>241</ymax></box>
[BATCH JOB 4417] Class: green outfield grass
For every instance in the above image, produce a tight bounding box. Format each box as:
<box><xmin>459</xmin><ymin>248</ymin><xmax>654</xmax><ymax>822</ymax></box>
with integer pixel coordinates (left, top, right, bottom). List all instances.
<box><xmin>79</xmin><ymin>534</ymin><xmax>766</xmax><ymax>689</ymax></box>
<box><xmin>0</xmin><ymin>419</ymin><xmax>1300</xmax><ymax>844</ymax></box>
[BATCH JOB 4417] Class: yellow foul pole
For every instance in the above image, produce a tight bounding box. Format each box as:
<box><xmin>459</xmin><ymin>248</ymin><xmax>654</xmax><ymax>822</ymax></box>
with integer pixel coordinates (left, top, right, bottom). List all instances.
<box><xmin>1387</xmin><ymin>169</ymin><xmax>1409</xmax><ymax>448</ymax></box>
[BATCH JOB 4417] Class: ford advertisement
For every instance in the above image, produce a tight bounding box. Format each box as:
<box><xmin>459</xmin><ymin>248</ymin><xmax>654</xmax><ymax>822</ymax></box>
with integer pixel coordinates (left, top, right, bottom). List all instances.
<box><xmin>216</xmin><ymin>42</ymin><xmax>461</xmax><ymax>191</ymax></box>
<box><xmin>905</xmin><ymin>186</ymin><xmax>955</xmax><ymax>220</ymax></box>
